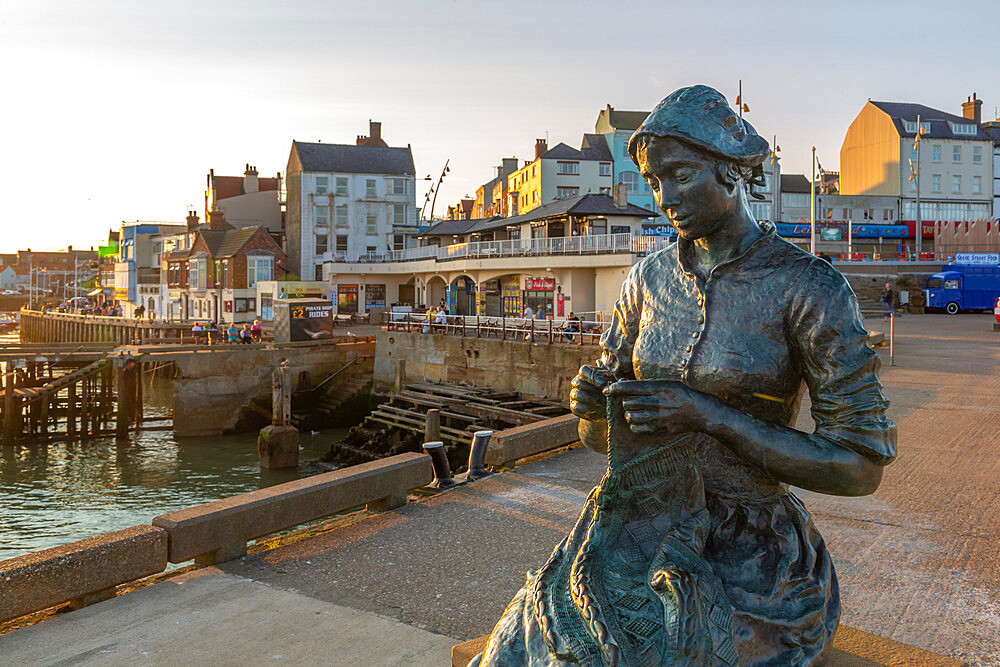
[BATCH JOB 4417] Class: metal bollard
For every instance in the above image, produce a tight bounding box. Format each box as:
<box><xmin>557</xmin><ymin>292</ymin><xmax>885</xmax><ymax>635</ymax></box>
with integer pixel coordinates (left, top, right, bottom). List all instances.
<box><xmin>422</xmin><ymin>441</ymin><xmax>454</xmax><ymax>488</ymax></box>
<box><xmin>467</xmin><ymin>430</ymin><xmax>493</xmax><ymax>481</ymax></box>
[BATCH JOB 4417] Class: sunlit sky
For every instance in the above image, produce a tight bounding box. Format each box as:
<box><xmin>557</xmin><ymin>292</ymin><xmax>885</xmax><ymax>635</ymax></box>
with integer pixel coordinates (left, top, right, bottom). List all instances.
<box><xmin>1</xmin><ymin>0</ymin><xmax>997</xmax><ymax>252</ymax></box>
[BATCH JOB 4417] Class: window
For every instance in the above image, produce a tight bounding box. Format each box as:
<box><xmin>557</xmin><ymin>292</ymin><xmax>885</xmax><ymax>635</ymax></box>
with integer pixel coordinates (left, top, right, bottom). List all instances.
<box><xmin>841</xmin><ymin>208</ymin><xmax>850</xmax><ymax>220</ymax></box>
<box><xmin>932</xmin><ymin>174</ymin><xmax>941</xmax><ymax>192</ymax></box>
<box><xmin>932</xmin><ymin>145</ymin><xmax>941</xmax><ymax>161</ymax></box>
<box><xmin>247</xmin><ymin>256</ymin><xmax>272</xmax><ymax>288</ymax></box>
<box><xmin>943</xmin><ymin>279</ymin><xmax>960</xmax><ymax>289</ymax></box>
<box><xmin>335</xmin><ymin>177</ymin><xmax>348</xmax><ymax>195</ymax></box>
<box><xmin>556</xmin><ymin>161</ymin><xmax>579</xmax><ymax>175</ymax></box>
<box><xmin>315</xmin><ymin>234</ymin><xmax>328</xmax><ymax>254</ymax></box>
<box><xmin>316</xmin><ymin>176</ymin><xmax>328</xmax><ymax>194</ymax></box>
<box><xmin>365</xmin><ymin>284</ymin><xmax>386</xmax><ymax>308</ymax></box>
<box><xmin>532</xmin><ymin>191</ymin><xmax>538</xmax><ymax>202</ymax></box>
<box><xmin>365</xmin><ymin>179</ymin><xmax>376</xmax><ymax>197</ymax></box>
<box><xmin>619</xmin><ymin>171</ymin><xmax>640</xmax><ymax>192</ymax></box>
<box><xmin>620</xmin><ymin>142</ymin><xmax>629</xmax><ymax>158</ymax></box>
<box><xmin>951</xmin><ymin>123</ymin><xmax>977</xmax><ymax>135</ymax></box>
<box><xmin>336</xmin><ymin>235</ymin><xmax>348</xmax><ymax>253</ymax></box>
<box><xmin>532</xmin><ymin>165</ymin><xmax>537</xmax><ymax>177</ymax></box>
<box><xmin>189</xmin><ymin>259</ymin><xmax>201</xmax><ymax>289</ymax></box>
<box><xmin>599</xmin><ymin>162</ymin><xmax>612</xmax><ymax>177</ymax></box>
<box><xmin>335</xmin><ymin>205</ymin><xmax>348</xmax><ymax>227</ymax></box>
<box><xmin>973</xmin><ymin>146</ymin><xmax>982</xmax><ymax>163</ymax></box>
<box><xmin>952</xmin><ymin>175</ymin><xmax>961</xmax><ymax>193</ymax></box>
<box><xmin>393</xmin><ymin>233</ymin><xmax>404</xmax><ymax>250</ymax></box>
<box><xmin>315</xmin><ymin>206</ymin><xmax>329</xmax><ymax>227</ymax></box>
<box><xmin>366</xmin><ymin>215</ymin><xmax>377</xmax><ymax>235</ymax></box>
<box><xmin>261</xmin><ymin>294</ymin><xmax>273</xmax><ymax>320</ymax></box>
<box><xmin>391</xmin><ymin>179</ymin><xmax>407</xmax><ymax>195</ymax></box>
<box><xmin>314</xmin><ymin>265</ymin><xmax>323</xmax><ymax>281</ymax></box>
<box><xmin>392</xmin><ymin>203</ymin><xmax>406</xmax><ymax>225</ymax></box>
<box><xmin>903</xmin><ymin>120</ymin><xmax>931</xmax><ymax>133</ymax></box>
<box><xmin>556</xmin><ymin>186</ymin><xmax>579</xmax><ymax>199</ymax></box>
<box><xmin>973</xmin><ymin>176</ymin><xmax>982</xmax><ymax>194</ymax></box>
<box><xmin>953</xmin><ymin>145</ymin><xmax>961</xmax><ymax>162</ymax></box>
<box><xmin>883</xmin><ymin>209</ymin><xmax>894</xmax><ymax>221</ymax></box>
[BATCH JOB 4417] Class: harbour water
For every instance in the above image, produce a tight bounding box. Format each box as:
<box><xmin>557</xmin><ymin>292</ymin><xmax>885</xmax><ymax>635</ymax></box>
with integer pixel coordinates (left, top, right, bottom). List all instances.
<box><xmin>0</xmin><ymin>331</ymin><xmax>347</xmax><ymax>561</ymax></box>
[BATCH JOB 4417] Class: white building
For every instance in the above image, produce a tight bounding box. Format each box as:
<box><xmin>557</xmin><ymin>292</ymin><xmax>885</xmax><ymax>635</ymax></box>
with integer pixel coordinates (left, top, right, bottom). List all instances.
<box><xmin>285</xmin><ymin>122</ymin><xmax>417</xmax><ymax>281</ymax></box>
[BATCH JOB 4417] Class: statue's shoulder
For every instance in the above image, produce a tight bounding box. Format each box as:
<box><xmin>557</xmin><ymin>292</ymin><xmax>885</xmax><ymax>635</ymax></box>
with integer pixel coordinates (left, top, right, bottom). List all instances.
<box><xmin>632</xmin><ymin>242</ymin><xmax>679</xmax><ymax>283</ymax></box>
<box><xmin>766</xmin><ymin>236</ymin><xmax>852</xmax><ymax>296</ymax></box>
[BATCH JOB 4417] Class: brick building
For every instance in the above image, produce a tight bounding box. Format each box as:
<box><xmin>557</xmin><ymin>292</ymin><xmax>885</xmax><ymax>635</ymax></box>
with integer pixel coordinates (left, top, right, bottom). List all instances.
<box><xmin>164</xmin><ymin>210</ymin><xmax>287</xmax><ymax>323</ymax></box>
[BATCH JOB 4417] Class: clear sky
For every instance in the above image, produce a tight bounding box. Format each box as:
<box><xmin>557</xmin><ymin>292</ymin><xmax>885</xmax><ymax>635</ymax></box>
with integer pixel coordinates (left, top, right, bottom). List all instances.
<box><xmin>1</xmin><ymin>0</ymin><xmax>997</xmax><ymax>252</ymax></box>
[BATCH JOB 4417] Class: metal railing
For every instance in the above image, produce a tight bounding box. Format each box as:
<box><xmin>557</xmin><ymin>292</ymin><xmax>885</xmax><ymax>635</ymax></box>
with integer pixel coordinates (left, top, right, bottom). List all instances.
<box><xmin>326</xmin><ymin>233</ymin><xmax>674</xmax><ymax>265</ymax></box>
<box><xmin>386</xmin><ymin>313</ymin><xmax>609</xmax><ymax>345</ymax></box>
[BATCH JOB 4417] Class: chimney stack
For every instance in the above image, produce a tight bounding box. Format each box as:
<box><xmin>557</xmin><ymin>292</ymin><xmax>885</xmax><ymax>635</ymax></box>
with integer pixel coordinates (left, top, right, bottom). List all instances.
<box><xmin>535</xmin><ymin>139</ymin><xmax>548</xmax><ymax>160</ymax></box>
<box><xmin>208</xmin><ymin>207</ymin><xmax>228</xmax><ymax>231</ymax></box>
<box><xmin>962</xmin><ymin>92</ymin><xmax>983</xmax><ymax>125</ymax></box>
<box><xmin>612</xmin><ymin>183</ymin><xmax>628</xmax><ymax>209</ymax></box>
<box><xmin>243</xmin><ymin>164</ymin><xmax>259</xmax><ymax>194</ymax></box>
<box><xmin>369</xmin><ymin>121</ymin><xmax>382</xmax><ymax>143</ymax></box>
<box><xmin>186</xmin><ymin>210</ymin><xmax>200</xmax><ymax>230</ymax></box>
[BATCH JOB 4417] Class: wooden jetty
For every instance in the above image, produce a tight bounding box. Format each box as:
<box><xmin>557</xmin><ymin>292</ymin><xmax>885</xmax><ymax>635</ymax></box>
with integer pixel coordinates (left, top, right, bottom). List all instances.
<box><xmin>367</xmin><ymin>381</ymin><xmax>569</xmax><ymax>447</ymax></box>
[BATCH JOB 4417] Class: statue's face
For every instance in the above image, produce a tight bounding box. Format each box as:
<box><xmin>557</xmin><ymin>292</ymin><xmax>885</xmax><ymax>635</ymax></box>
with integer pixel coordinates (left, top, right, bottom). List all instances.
<box><xmin>637</xmin><ymin>136</ymin><xmax>737</xmax><ymax>241</ymax></box>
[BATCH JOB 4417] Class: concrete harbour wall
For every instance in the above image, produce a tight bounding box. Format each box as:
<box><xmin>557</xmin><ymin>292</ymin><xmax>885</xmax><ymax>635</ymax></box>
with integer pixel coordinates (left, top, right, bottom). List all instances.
<box><xmin>373</xmin><ymin>330</ymin><xmax>598</xmax><ymax>401</ymax></box>
<box><xmin>172</xmin><ymin>339</ymin><xmax>375</xmax><ymax>436</ymax></box>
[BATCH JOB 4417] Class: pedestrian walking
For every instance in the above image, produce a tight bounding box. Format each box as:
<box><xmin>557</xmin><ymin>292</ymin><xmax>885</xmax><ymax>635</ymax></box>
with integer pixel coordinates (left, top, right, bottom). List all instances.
<box><xmin>880</xmin><ymin>282</ymin><xmax>894</xmax><ymax>321</ymax></box>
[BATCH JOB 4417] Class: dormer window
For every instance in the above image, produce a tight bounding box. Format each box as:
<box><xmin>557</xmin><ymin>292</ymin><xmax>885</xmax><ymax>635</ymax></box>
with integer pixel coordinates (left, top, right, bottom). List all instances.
<box><xmin>951</xmin><ymin>123</ymin><xmax>977</xmax><ymax>135</ymax></box>
<box><xmin>903</xmin><ymin>121</ymin><xmax>930</xmax><ymax>133</ymax></box>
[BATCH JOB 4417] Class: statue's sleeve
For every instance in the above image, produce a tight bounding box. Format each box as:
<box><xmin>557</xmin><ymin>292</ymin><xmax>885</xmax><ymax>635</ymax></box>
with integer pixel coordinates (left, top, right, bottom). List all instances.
<box><xmin>788</xmin><ymin>260</ymin><xmax>897</xmax><ymax>465</ymax></box>
<box><xmin>598</xmin><ymin>262</ymin><xmax>643</xmax><ymax>381</ymax></box>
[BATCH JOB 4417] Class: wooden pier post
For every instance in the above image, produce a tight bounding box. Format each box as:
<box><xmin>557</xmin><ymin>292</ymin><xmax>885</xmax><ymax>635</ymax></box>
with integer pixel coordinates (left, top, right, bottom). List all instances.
<box><xmin>2</xmin><ymin>371</ymin><xmax>17</xmax><ymax>446</ymax></box>
<box><xmin>115</xmin><ymin>358</ymin><xmax>137</xmax><ymax>441</ymax></box>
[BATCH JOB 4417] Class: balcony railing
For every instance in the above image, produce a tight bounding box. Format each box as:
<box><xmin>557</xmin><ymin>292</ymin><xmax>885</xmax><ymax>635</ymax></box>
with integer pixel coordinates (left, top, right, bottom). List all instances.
<box><xmin>327</xmin><ymin>233</ymin><xmax>673</xmax><ymax>265</ymax></box>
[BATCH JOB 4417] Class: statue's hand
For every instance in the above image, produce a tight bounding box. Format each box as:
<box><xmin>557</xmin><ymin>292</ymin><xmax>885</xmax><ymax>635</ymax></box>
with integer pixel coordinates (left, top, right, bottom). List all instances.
<box><xmin>604</xmin><ymin>380</ymin><xmax>710</xmax><ymax>435</ymax></box>
<box><xmin>570</xmin><ymin>365</ymin><xmax>614</xmax><ymax>421</ymax></box>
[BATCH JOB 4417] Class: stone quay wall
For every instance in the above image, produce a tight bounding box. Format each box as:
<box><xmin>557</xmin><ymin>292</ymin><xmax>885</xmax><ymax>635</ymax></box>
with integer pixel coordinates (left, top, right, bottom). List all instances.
<box><xmin>172</xmin><ymin>338</ymin><xmax>375</xmax><ymax>436</ymax></box>
<box><xmin>373</xmin><ymin>330</ymin><xmax>599</xmax><ymax>402</ymax></box>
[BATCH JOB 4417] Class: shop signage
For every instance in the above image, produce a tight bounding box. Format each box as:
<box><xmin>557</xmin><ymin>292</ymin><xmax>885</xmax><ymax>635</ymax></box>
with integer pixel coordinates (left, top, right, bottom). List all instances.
<box><xmin>955</xmin><ymin>252</ymin><xmax>999</xmax><ymax>265</ymax></box>
<box><xmin>525</xmin><ymin>277</ymin><xmax>555</xmax><ymax>291</ymax></box>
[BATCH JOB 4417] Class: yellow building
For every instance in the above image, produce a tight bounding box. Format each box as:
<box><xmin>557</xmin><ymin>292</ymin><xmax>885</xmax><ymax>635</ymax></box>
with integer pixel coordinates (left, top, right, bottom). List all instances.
<box><xmin>507</xmin><ymin>136</ymin><xmax>613</xmax><ymax>216</ymax></box>
<box><xmin>840</xmin><ymin>99</ymin><xmax>993</xmax><ymax>223</ymax></box>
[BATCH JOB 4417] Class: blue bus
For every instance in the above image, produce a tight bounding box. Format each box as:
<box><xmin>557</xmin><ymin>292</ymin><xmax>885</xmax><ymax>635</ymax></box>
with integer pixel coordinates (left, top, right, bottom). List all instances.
<box><xmin>925</xmin><ymin>262</ymin><xmax>1000</xmax><ymax>314</ymax></box>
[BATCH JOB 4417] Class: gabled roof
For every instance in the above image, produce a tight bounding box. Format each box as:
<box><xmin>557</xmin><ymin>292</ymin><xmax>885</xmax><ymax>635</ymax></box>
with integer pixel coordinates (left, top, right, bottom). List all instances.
<box><xmin>292</xmin><ymin>141</ymin><xmax>415</xmax><ymax>175</ymax></box>
<box><xmin>493</xmin><ymin>193</ymin><xmax>654</xmax><ymax>230</ymax></box>
<box><xmin>213</xmin><ymin>175</ymin><xmax>280</xmax><ymax>200</ymax></box>
<box><xmin>869</xmin><ymin>101</ymin><xmax>990</xmax><ymax>140</ymax></box>
<box><xmin>597</xmin><ymin>107</ymin><xmax>650</xmax><ymax>133</ymax></box>
<box><xmin>417</xmin><ymin>218</ymin><xmax>499</xmax><ymax>238</ymax></box>
<box><xmin>197</xmin><ymin>227</ymin><xmax>265</xmax><ymax>258</ymax></box>
<box><xmin>540</xmin><ymin>135</ymin><xmax>612</xmax><ymax>162</ymax></box>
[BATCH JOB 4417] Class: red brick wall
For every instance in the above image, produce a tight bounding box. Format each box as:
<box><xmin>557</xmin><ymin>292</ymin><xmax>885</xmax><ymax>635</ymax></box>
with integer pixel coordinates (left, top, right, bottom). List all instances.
<box><xmin>228</xmin><ymin>229</ymin><xmax>287</xmax><ymax>289</ymax></box>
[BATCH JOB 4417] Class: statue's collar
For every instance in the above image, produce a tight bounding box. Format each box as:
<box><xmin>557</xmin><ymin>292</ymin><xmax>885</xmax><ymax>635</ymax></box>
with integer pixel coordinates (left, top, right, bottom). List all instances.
<box><xmin>676</xmin><ymin>219</ymin><xmax>777</xmax><ymax>280</ymax></box>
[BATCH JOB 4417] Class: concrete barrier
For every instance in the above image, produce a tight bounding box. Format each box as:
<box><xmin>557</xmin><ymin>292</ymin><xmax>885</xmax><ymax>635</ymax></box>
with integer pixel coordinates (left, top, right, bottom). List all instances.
<box><xmin>485</xmin><ymin>413</ymin><xmax>581</xmax><ymax>467</ymax></box>
<box><xmin>0</xmin><ymin>525</ymin><xmax>167</xmax><ymax>623</ymax></box>
<box><xmin>152</xmin><ymin>452</ymin><xmax>433</xmax><ymax>565</ymax></box>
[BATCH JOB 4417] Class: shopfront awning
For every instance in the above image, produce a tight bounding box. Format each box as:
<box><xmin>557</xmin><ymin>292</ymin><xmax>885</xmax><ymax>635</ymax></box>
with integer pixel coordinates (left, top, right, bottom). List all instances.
<box><xmin>87</xmin><ymin>287</ymin><xmax>113</xmax><ymax>296</ymax></box>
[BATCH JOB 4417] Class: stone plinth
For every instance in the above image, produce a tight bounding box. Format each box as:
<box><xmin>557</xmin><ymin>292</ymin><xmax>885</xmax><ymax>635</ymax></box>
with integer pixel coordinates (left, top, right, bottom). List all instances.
<box><xmin>450</xmin><ymin>626</ymin><xmax>965</xmax><ymax>667</ymax></box>
<box><xmin>257</xmin><ymin>424</ymin><xmax>300</xmax><ymax>469</ymax></box>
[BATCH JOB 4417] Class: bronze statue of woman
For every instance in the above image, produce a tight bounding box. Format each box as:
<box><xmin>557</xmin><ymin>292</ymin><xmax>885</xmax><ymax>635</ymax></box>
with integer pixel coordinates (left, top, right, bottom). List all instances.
<box><xmin>473</xmin><ymin>85</ymin><xmax>896</xmax><ymax>666</ymax></box>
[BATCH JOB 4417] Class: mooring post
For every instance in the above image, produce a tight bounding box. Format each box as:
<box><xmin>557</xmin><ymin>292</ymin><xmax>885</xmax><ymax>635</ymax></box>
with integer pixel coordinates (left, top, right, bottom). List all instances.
<box><xmin>258</xmin><ymin>361</ymin><xmax>298</xmax><ymax>469</ymax></box>
<box><xmin>394</xmin><ymin>359</ymin><xmax>407</xmax><ymax>394</ymax></box>
<box><xmin>424</xmin><ymin>408</ymin><xmax>441</xmax><ymax>443</ymax></box>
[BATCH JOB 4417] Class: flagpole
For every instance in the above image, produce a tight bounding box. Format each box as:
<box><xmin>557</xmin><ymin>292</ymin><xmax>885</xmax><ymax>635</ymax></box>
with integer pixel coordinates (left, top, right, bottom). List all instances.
<box><xmin>810</xmin><ymin>147</ymin><xmax>816</xmax><ymax>255</ymax></box>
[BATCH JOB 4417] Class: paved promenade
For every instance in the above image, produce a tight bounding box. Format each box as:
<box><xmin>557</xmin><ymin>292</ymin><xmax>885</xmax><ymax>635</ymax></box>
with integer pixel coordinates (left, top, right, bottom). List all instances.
<box><xmin>1</xmin><ymin>314</ymin><xmax>998</xmax><ymax>665</ymax></box>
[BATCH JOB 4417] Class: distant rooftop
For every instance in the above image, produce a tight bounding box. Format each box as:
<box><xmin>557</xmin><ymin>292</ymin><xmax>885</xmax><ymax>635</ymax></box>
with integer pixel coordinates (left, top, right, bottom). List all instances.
<box><xmin>292</xmin><ymin>141</ymin><xmax>415</xmax><ymax>176</ymax></box>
